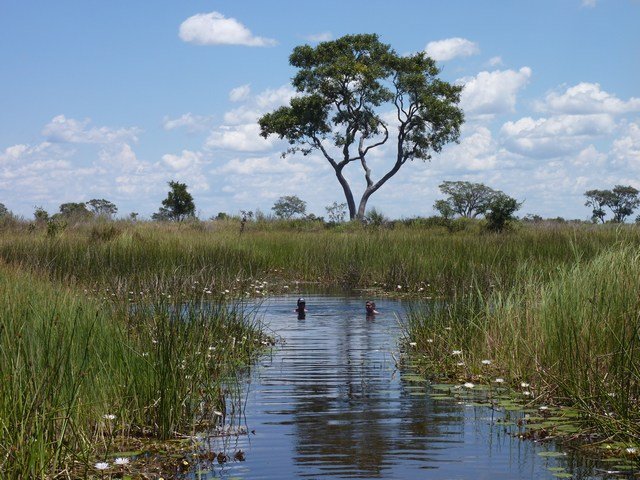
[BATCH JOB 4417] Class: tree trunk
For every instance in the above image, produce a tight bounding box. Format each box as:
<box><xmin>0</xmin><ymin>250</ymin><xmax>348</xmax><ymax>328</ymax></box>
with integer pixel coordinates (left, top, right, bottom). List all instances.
<box><xmin>333</xmin><ymin>166</ymin><xmax>357</xmax><ymax>220</ymax></box>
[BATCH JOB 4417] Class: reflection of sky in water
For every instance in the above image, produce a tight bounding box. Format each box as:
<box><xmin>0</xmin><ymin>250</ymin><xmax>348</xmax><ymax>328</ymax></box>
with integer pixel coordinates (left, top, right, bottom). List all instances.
<box><xmin>193</xmin><ymin>295</ymin><xmax>601</xmax><ymax>480</ymax></box>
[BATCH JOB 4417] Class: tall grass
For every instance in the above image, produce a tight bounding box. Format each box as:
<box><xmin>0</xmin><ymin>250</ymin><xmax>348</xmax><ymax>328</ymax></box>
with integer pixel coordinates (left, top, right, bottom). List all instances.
<box><xmin>1</xmin><ymin>221</ymin><xmax>637</xmax><ymax>296</ymax></box>
<box><xmin>0</xmin><ymin>264</ymin><xmax>264</xmax><ymax>478</ymax></box>
<box><xmin>406</xmin><ymin>244</ymin><xmax>640</xmax><ymax>442</ymax></box>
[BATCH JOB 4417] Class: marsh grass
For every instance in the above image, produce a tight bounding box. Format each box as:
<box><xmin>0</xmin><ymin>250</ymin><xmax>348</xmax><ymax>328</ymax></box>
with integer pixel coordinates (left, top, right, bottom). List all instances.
<box><xmin>406</xmin><ymin>243</ymin><xmax>640</xmax><ymax>444</ymax></box>
<box><xmin>0</xmin><ymin>265</ymin><xmax>264</xmax><ymax>478</ymax></box>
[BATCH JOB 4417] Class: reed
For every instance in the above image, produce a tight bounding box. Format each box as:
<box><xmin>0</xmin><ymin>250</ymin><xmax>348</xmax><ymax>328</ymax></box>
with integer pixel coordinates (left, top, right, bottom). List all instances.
<box><xmin>406</xmin><ymin>243</ymin><xmax>640</xmax><ymax>443</ymax></box>
<box><xmin>0</xmin><ymin>264</ymin><xmax>264</xmax><ymax>478</ymax></box>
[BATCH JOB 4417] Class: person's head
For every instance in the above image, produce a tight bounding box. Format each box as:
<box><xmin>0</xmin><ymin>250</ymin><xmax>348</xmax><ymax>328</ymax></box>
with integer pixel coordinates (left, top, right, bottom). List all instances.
<box><xmin>365</xmin><ymin>301</ymin><xmax>375</xmax><ymax>314</ymax></box>
<box><xmin>297</xmin><ymin>298</ymin><xmax>306</xmax><ymax>310</ymax></box>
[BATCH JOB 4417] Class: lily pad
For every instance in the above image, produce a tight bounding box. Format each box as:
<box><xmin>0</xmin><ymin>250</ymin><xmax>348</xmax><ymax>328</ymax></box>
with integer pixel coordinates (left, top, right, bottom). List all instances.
<box><xmin>537</xmin><ymin>451</ymin><xmax>566</xmax><ymax>458</ymax></box>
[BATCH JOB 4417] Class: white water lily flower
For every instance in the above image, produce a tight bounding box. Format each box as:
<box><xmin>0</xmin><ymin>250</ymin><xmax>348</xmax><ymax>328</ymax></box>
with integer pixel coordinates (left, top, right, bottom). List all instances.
<box><xmin>522</xmin><ymin>391</ymin><xmax>531</xmax><ymax>396</ymax></box>
<box><xmin>409</xmin><ymin>342</ymin><xmax>417</xmax><ymax>347</ymax></box>
<box><xmin>481</xmin><ymin>359</ymin><xmax>492</xmax><ymax>365</ymax></box>
<box><xmin>426</xmin><ymin>338</ymin><xmax>433</xmax><ymax>343</ymax></box>
<box><xmin>452</xmin><ymin>350</ymin><xmax>462</xmax><ymax>355</ymax></box>
<box><xmin>456</xmin><ymin>362</ymin><xmax>465</xmax><ymax>366</ymax></box>
<box><xmin>95</xmin><ymin>462</ymin><xmax>109</xmax><ymax>470</ymax></box>
<box><xmin>114</xmin><ymin>457</ymin><xmax>129</xmax><ymax>465</ymax></box>
<box><xmin>626</xmin><ymin>447</ymin><xmax>638</xmax><ymax>454</ymax></box>
<box><xmin>539</xmin><ymin>406</ymin><xmax>549</xmax><ymax>411</ymax></box>
<box><xmin>103</xmin><ymin>414</ymin><xmax>116</xmax><ymax>420</ymax></box>
<box><xmin>213</xmin><ymin>410</ymin><xmax>223</xmax><ymax>417</ymax></box>
<box><xmin>463</xmin><ymin>382</ymin><xmax>475</xmax><ymax>389</ymax></box>
<box><xmin>495</xmin><ymin>378</ymin><xmax>505</xmax><ymax>383</ymax></box>
<box><xmin>520</xmin><ymin>382</ymin><xmax>530</xmax><ymax>388</ymax></box>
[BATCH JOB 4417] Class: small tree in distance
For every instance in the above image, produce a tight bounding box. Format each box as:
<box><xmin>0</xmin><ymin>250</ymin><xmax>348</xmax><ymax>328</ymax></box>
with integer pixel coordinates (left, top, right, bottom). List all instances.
<box><xmin>584</xmin><ymin>185</ymin><xmax>640</xmax><ymax>223</ymax></box>
<box><xmin>485</xmin><ymin>193</ymin><xmax>522</xmax><ymax>232</ymax></box>
<box><xmin>272</xmin><ymin>195</ymin><xmax>307</xmax><ymax>219</ymax></box>
<box><xmin>87</xmin><ymin>198</ymin><xmax>118</xmax><ymax>219</ymax></box>
<box><xmin>325</xmin><ymin>201</ymin><xmax>347</xmax><ymax>223</ymax></box>
<box><xmin>153</xmin><ymin>181</ymin><xmax>196</xmax><ymax>221</ymax></box>
<box><xmin>434</xmin><ymin>181</ymin><xmax>498</xmax><ymax>218</ymax></box>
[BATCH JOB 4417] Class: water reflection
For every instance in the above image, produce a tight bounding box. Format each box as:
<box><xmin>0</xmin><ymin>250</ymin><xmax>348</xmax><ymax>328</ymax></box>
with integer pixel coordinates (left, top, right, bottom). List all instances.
<box><xmin>196</xmin><ymin>295</ymin><xmax>606</xmax><ymax>480</ymax></box>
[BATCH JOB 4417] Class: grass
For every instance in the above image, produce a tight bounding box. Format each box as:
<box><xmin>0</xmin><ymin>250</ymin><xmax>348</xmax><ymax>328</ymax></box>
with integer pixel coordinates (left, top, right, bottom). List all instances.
<box><xmin>406</xmin><ymin>242</ymin><xmax>640</xmax><ymax>446</ymax></box>
<box><xmin>1</xmin><ymin>218</ymin><xmax>639</xmax><ymax>475</ymax></box>
<box><xmin>0</xmin><ymin>262</ymin><xmax>265</xmax><ymax>478</ymax></box>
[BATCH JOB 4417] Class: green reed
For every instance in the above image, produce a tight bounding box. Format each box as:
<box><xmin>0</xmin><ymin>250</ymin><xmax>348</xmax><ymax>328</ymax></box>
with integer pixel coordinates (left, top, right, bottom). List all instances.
<box><xmin>0</xmin><ymin>265</ymin><xmax>264</xmax><ymax>478</ymax></box>
<box><xmin>406</xmin><ymin>243</ymin><xmax>640</xmax><ymax>443</ymax></box>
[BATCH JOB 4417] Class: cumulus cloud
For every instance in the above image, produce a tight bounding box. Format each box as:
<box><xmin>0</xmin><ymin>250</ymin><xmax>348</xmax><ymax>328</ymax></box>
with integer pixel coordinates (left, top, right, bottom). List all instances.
<box><xmin>425</xmin><ymin>37</ymin><xmax>480</xmax><ymax>61</ymax></box>
<box><xmin>205</xmin><ymin>124</ymin><xmax>275</xmax><ymax>152</ymax></box>
<box><xmin>304</xmin><ymin>32</ymin><xmax>333</xmax><ymax>42</ymax></box>
<box><xmin>0</xmin><ymin>142</ymin><xmax>52</xmax><ymax>164</ymax></box>
<box><xmin>163</xmin><ymin>113</ymin><xmax>212</xmax><ymax>132</ymax></box>
<box><xmin>500</xmin><ymin>113</ymin><xmax>615</xmax><ymax>157</ymax></box>
<box><xmin>459</xmin><ymin>67</ymin><xmax>532</xmax><ymax>117</ymax></box>
<box><xmin>229</xmin><ymin>84</ymin><xmax>251</xmax><ymax>102</ymax></box>
<box><xmin>538</xmin><ymin>82</ymin><xmax>640</xmax><ymax>115</ymax></box>
<box><xmin>162</xmin><ymin>150</ymin><xmax>204</xmax><ymax>170</ymax></box>
<box><xmin>581</xmin><ymin>0</ymin><xmax>597</xmax><ymax>7</ymax></box>
<box><xmin>611</xmin><ymin>122</ymin><xmax>640</xmax><ymax>169</ymax></box>
<box><xmin>218</xmin><ymin>155</ymin><xmax>314</xmax><ymax>175</ymax></box>
<box><xmin>179</xmin><ymin>12</ymin><xmax>276</xmax><ymax>47</ymax></box>
<box><xmin>42</xmin><ymin>115</ymin><xmax>140</xmax><ymax>144</ymax></box>
<box><xmin>487</xmin><ymin>56</ymin><xmax>503</xmax><ymax>67</ymax></box>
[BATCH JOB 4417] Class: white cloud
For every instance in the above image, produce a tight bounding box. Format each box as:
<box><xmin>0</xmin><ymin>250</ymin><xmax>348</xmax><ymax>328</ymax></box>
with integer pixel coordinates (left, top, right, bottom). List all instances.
<box><xmin>42</xmin><ymin>115</ymin><xmax>140</xmax><ymax>144</ymax></box>
<box><xmin>572</xmin><ymin>145</ymin><xmax>607</xmax><ymax>167</ymax></box>
<box><xmin>162</xmin><ymin>150</ymin><xmax>204</xmax><ymax>170</ymax></box>
<box><xmin>218</xmin><ymin>155</ymin><xmax>313</xmax><ymax>175</ymax></box>
<box><xmin>459</xmin><ymin>67</ymin><xmax>531</xmax><ymax>117</ymax></box>
<box><xmin>255</xmin><ymin>85</ymin><xmax>297</xmax><ymax>109</ymax></box>
<box><xmin>500</xmin><ymin>113</ymin><xmax>615</xmax><ymax>157</ymax></box>
<box><xmin>539</xmin><ymin>82</ymin><xmax>640</xmax><ymax>115</ymax></box>
<box><xmin>612</xmin><ymin>122</ymin><xmax>640</xmax><ymax>169</ymax></box>
<box><xmin>179</xmin><ymin>12</ymin><xmax>276</xmax><ymax>47</ymax></box>
<box><xmin>304</xmin><ymin>32</ymin><xmax>333</xmax><ymax>42</ymax></box>
<box><xmin>163</xmin><ymin>113</ymin><xmax>212</xmax><ymax>132</ymax></box>
<box><xmin>581</xmin><ymin>0</ymin><xmax>597</xmax><ymax>7</ymax></box>
<box><xmin>0</xmin><ymin>142</ymin><xmax>52</xmax><ymax>164</ymax></box>
<box><xmin>425</xmin><ymin>37</ymin><xmax>480</xmax><ymax>62</ymax></box>
<box><xmin>229</xmin><ymin>84</ymin><xmax>251</xmax><ymax>102</ymax></box>
<box><xmin>487</xmin><ymin>56</ymin><xmax>503</xmax><ymax>67</ymax></box>
<box><xmin>205</xmin><ymin>124</ymin><xmax>275</xmax><ymax>152</ymax></box>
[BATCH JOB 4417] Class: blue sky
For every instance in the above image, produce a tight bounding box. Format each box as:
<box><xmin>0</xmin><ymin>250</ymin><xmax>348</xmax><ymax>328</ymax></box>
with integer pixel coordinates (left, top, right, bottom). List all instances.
<box><xmin>1</xmin><ymin>0</ymin><xmax>639</xmax><ymax>220</ymax></box>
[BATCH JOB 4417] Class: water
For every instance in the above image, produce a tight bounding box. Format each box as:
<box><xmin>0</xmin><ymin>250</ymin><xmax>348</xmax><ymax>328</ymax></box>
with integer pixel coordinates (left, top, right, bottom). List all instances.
<box><xmin>193</xmin><ymin>295</ymin><xmax>613</xmax><ymax>479</ymax></box>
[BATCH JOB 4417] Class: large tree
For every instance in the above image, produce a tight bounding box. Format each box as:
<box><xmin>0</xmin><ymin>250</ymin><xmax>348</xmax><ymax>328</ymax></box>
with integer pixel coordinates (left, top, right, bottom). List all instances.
<box><xmin>153</xmin><ymin>181</ymin><xmax>196</xmax><ymax>221</ymax></box>
<box><xmin>87</xmin><ymin>198</ymin><xmax>118</xmax><ymax>219</ymax></box>
<box><xmin>271</xmin><ymin>195</ymin><xmax>307</xmax><ymax>219</ymax></box>
<box><xmin>434</xmin><ymin>181</ymin><xmax>498</xmax><ymax>218</ymax></box>
<box><xmin>259</xmin><ymin>34</ymin><xmax>464</xmax><ymax>220</ymax></box>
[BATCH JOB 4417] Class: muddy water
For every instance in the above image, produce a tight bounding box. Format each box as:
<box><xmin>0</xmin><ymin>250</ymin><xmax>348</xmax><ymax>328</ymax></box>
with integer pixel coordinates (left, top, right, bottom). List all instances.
<box><xmin>197</xmin><ymin>295</ymin><xmax>604</xmax><ymax>479</ymax></box>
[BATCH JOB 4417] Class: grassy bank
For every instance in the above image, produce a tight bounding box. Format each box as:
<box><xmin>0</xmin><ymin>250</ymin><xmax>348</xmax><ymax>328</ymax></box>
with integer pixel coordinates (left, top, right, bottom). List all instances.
<box><xmin>0</xmin><ymin>263</ymin><xmax>265</xmax><ymax>478</ymax></box>
<box><xmin>1</xmin><ymin>220</ymin><xmax>637</xmax><ymax>297</ymax></box>
<box><xmin>406</xmin><ymin>243</ymin><xmax>640</xmax><ymax>448</ymax></box>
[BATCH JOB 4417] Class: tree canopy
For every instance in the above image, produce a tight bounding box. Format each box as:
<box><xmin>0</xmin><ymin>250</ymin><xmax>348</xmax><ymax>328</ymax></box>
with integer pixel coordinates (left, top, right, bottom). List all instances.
<box><xmin>259</xmin><ymin>34</ymin><xmax>464</xmax><ymax>220</ymax></box>
<box><xmin>153</xmin><ymin>181</ymin><xmax>196</xmax><ymax>221</ymax></box>
<box><xmin>585</xmin><ymin>185</ymin><xmax>640</xmax><ymax>223</ymax></box>
<box><xmin>434</xmin><ymin>181</ymin><xmax>498</xmax><ymax>218</ymax></box>
<box><xmin>271</xmin><ymin>195</ymin><xmax>307</xmax><ymax>219</ymax></box>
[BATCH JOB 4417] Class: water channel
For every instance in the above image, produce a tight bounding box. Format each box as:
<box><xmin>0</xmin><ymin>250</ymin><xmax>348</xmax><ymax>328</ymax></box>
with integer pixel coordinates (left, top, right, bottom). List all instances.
<box><xmin>194</xmin><ymin>295</ymin><xmax>614</xmax><ymax>479</ymax></box>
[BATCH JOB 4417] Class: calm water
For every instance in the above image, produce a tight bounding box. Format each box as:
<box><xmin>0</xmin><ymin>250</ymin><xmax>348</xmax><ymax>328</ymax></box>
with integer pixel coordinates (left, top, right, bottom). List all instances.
<box><xmin>193</xmin><ymin>295</ymin><xmax>612</xmax><ymax>479</ymax></box>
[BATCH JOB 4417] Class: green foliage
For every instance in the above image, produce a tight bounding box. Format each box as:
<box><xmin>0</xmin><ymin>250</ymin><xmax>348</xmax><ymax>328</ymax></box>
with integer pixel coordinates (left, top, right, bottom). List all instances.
<box><xmin>271</xmin><ymin>195</ymin><xmax>307</xmax><ymax>219</ymax></box>
<box><xmin>435</xmin><ymin>181</ymin><xmax>499</xmax><ymax>218</ymax></box>
<box><xmin>259</xmin><ymin>33</ymin><xmax>464</xmax><ymax>220</ymax></box>
<box><xmin>86</xmin><ymin>198</ymin><xmax>118</xmax><ymax>218</ymax></box>
<box><xmin>0</xmin><ymin>203</ymin><xmax>8</xmax><ymax>217</ymax></box>
<box><xmin>153</xmin><ymin>181</ymin><xmax>195</xmax><ymax>221</ymax></box>
<box><xmin>325</xmin><ymin>201</ymin><xmax>348</xmax><ymax>223</ymax></box>
<box><xmin>33</xmin><ymin>206</ymin><xmax>49</xmax><ymax>224</ymax></box>
<box><xmin>485</xmin><ymin>193</ymin><xmax>522</xmax><ymax>232</ymax></box>
<box><xmin>585</xmin><ymin>185</ymin><xmax>640</xmax><ymax>223</ymax></box>
<box><xmin>364</xmin><ymin>207</ymin><xmax>388</xmax><ymax>227</ymax></box>
<box><xmin>58</xmin><ymin>202</ymin><xmax>92</xmax><ymax>221</ymax></box>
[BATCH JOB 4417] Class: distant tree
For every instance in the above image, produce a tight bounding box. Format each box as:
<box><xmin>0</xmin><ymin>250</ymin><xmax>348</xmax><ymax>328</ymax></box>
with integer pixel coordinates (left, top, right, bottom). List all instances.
<box><xmin>485</xmin><ymin>193</ymin><xmax>522</xmax><ymax>232</ymax></box>
<box><xmin>272</xmin><ymin>195</ymin><xmax>307</xmax><ymax>219</ymax></box>
<box><xmin>433</xmin><ymin>199</ymin><xmax>455</xmax><ymax>220</ymax></box>
<box><xmin>87</xmin><ymin>198</ymin><xmax>118</xmax><ymax>218</ymax></box>
<box><xmin>128</xmin><ymin>212</ymin><xmax>138</xmax><ymax>221</ymax></box>
<box><xmin>153</xmin><ymin>181</ymin><xmax>195</xmax><ymax>221</ymax></box>
<box><xmin>584</xmin><ymin>189</ymin><xmax>611</xmax><ymax>223</ymax></box>
<box><xmin>215</xmin><ymin>212</ymin><xmax>230</xmax><ymax>220</ymax></box>
<box><xmin>584</xmin><ymin>185</ymin><xmax>640</xmax><ymax>223</ymax></box>
<box><xmin>609</xmin><ymin>185</ymin><xmax>640</xmax><ymax>223</ymax></box>
<box><xmin>364</xmin><ymin>207</ymin><xmax>388</xmax><ymax>227</ymax></box>
<box><xmin>0</xmin><ymin>203</ymin><xmax>8</xmax><ymax>218</ymax></box>
<box><xmin>58</xmin><ymin>202</ymin><xmax>92</xmax><ymax>220</ymax></box>
<box><xmin>325</xmin><ymin>201</ymin><xmax>347</xmax><ymax>223</ymax></box>
<box><xmin>258</xmin><ymin>34</ymin><xmax>464</xmax><ymax>221</ymax></box>
<box><xmin>34</xmin><ymin>206</ymin><xmax>49</xmax><ymax>223</ymax></box>
<box><xmin>435</xmin><ymin>181</ymin><xmax>499</xmax><ymax>218</ymax></box>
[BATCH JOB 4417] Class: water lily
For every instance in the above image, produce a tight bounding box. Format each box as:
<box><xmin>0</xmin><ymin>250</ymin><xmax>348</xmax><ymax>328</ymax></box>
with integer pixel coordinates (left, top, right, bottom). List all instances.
<box><xmin>626</xmin><ymin>447</ymin><xmax>638</xmax><ymax>455</ymax></box>
<box><xmin>409</xmin><ymin>342</ymin><xmax>417</xmax><ymax>347</ymax></box>
<box><xmin>520</xmin><ymin>382</ymin><xmax>530</xmax><ymax>388</ymax></box>
<box><xmin>539</xmin><ymin>406</ymin><xmax>549</xmax><ymax>411</ymax></box>
<box><xmin>463</xmin><ymin>382</ymin><xmax>475</xmax><ymax>389</ymax></box>
<box><xmin>495</xmin><ymin>378</ymin><xmax>504</xmax><ymax>383</ymax></box>
<box><xmin>456</xmin><ymin>362</ymin><xmax>465</xmax><ymax>366</ymax></box>
<box><xmin>213</xmin><ymin>410</ymin><xmax>223</xmax><ymax>417</ymax></box>
<box><xmin>522</xmin><ymin>391</ymin><xmax>531</xmax><ymax>396</ymax></box>
<box><xmin>452</xmin><ymin>350</ymin><xmax>462</xmax><ymax>355</ymax></box>
<box><xmin>426</xmin><ymin>338</ymin><xmax>433</xmax><ymax>343</ymax></box>
<box><xmin>481</xmin><ymin>359</ymin><xmax>492</xmax><ymax>365</ymax></box>
<box><xmin>103</xmin><ymin>414</ymin><xmax>116</xmax><ymax>420</ymax></box>
<box><xmin>95</xmin><ymin>462</ymin><xmax>109</xmax><ymax>470</ymax></box>
<box><xmin>114</xmin><ymin>457</ymin><xmax>129</xmax><ymax>465</ymax></box>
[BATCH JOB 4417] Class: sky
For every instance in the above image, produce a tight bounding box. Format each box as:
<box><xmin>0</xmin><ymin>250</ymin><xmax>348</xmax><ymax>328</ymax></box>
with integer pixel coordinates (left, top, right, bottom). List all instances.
<box><xmin>1</xmin><ymin>0</ymin><xmax>639</xmax><ymax>220</ymax></box>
